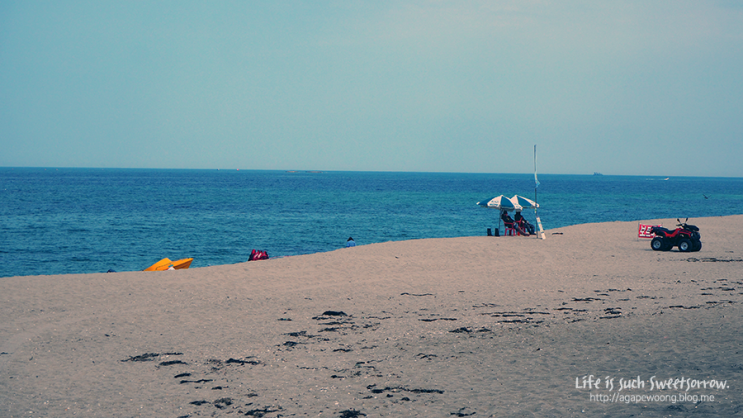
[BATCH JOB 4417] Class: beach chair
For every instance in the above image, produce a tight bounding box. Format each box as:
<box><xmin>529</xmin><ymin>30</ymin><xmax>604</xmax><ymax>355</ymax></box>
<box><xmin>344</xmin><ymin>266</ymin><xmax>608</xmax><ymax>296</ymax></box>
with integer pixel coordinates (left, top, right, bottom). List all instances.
<box><xmin>503</xmin><ymin>220</ymin><xmax>519</xmax><ymax>236</ymax></box>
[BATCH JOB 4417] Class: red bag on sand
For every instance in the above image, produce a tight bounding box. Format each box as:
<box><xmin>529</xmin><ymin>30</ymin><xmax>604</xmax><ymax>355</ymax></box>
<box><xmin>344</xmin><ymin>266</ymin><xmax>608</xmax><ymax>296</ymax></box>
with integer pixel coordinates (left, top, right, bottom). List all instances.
<box><xmin>249</xmin><ymin>249</ymin><xmax>269</xmax><ymax>261</ymax></box>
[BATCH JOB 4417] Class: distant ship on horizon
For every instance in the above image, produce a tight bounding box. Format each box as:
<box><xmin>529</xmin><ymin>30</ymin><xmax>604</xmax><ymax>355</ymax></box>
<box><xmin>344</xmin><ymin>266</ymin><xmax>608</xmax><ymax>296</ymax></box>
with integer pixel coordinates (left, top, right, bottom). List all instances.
<box><xmin>593</xmin><ymin>172</ymin><xmax>603</xmax><ymax>176</ymax></box>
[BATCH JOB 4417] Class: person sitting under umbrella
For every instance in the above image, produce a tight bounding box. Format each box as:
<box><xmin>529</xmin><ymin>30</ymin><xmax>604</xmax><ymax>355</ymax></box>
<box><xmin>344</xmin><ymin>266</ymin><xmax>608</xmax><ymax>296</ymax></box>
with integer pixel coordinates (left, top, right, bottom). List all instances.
<box><xmin>514</xmin><ymin>211</ymin><xmax>535</xmax><ymax>235</ymax></box>
<box><xmin>501</xmin><ymin>210</ymin><xmax>529</xmax><ymax>236</ymax></box>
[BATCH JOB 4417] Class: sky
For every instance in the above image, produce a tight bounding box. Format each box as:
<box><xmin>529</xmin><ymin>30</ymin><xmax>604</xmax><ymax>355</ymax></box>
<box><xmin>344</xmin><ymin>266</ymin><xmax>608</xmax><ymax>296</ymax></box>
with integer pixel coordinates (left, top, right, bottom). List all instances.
<box><xmin>1</xmin><ymin>1</ymin><xmax>742</xmax><ymax>176</ymax></box>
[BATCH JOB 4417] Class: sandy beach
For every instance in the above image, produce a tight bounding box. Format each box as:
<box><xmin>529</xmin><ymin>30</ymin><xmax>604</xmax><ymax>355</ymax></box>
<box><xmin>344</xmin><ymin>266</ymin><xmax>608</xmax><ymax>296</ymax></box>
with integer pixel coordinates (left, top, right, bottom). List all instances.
<box><xmin>1</xmin><ymin>216</ymin><xmax>741</xmax><ymax>417</ymax></box>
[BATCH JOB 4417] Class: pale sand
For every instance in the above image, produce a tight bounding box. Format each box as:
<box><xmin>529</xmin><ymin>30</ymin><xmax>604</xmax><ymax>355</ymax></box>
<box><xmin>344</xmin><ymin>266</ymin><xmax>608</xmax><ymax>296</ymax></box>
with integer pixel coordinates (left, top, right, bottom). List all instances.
<box><xmin>1</xmin><ymin>216</ymin><xmax>742</xmax><ymax>417</ymax></box>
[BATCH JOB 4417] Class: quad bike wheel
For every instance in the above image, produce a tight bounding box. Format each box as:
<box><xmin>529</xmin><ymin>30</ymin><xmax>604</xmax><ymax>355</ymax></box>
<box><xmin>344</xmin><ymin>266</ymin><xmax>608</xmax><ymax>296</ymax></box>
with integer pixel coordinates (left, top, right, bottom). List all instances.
<box><xmin>692</xmin><ymin>240</ymin><xmax>702</xmax><ymax>252</ymax></box>
<box><xmin>678</xmin><ymin>238</ymin><xmax>693</xmax><ymax>252</ymax></box>
<box><xmin>651</xmin><ymin>237</ymin><xmax>665</xmax><ymax>251</ymax></box>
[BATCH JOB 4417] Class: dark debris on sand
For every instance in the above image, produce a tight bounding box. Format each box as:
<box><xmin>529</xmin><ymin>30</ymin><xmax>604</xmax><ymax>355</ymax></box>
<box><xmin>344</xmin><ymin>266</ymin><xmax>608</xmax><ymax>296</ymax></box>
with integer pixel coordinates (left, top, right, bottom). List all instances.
<box><xmin>451</xmin><ymin>407</ymin><xmax>477</xmax><ymax>416</ymax></box>
<box><xmin>339</xmin><ymin>409</ymin><xmax>367</xmax><ymax>418</ymax></box>
<box><xmin>367</xmin><ymin>384</ymin><xmax>444</xmax><ymax>395</ymax></box>
<box><xmin>159</xmin><ymin>360</ymin><xmax>188</xmax><ymax>366</ymax></box>
<box><xmin>314</xmin><ymin>310</ymin><xmax>348</xmax><ymax>318</ymax></box>
<box><xmin>243</xmin><ymin>406</ymin><xmax>282</xmax><ymax>417</ymax></box>
<box><xmin>120</xmin><ymin>352</ymin><xmax>183</xmax><ymax>362</ymax></box>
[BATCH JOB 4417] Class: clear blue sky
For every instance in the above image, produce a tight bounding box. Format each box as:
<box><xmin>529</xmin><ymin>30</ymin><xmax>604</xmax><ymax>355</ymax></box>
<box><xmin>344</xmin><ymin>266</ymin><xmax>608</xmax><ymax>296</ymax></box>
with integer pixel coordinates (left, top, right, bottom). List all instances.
<box><xmin>1</xmin><ymin>1</ymin><xmax>742</xmax><ymax>176</ymax></box>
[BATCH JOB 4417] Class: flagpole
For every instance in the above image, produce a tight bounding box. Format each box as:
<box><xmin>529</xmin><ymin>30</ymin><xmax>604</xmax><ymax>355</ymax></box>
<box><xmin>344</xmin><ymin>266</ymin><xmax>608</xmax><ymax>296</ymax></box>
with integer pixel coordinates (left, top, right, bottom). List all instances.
<box><xmin>534</xmin><ymin>145</ymin><xmax>545</xmax><ymax>239</ymax></box>
<box><xmin>534</xmin><ymin>145</ymin><xmax>538</xmax><ymax>217</ymax></box>
<box><xmin>534</xmin><ymin>145</ymin><xmax>538</xmax><ymax>239</ymax></box>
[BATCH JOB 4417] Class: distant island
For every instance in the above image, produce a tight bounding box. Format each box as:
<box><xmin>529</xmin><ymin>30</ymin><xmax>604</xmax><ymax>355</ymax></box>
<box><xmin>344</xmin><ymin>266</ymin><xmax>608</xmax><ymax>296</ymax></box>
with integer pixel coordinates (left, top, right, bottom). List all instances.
<box><xmin>593</xmin><ymin>172</ymin><xmax>603</xmax><ymax>176</ymax></box>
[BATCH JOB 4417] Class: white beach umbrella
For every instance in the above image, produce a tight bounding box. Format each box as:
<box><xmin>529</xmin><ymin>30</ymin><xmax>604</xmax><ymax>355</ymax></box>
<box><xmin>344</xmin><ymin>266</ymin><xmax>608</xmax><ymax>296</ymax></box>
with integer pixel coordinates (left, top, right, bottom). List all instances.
<box><xmin>510</xmin><ymin>195</ymin><xmax>539</xmax><ymax>209</ymax></box>
<box><xmin>477</xmin><ymin>195</ymin><xmax>522</xmax><ymax>211</ymax></box>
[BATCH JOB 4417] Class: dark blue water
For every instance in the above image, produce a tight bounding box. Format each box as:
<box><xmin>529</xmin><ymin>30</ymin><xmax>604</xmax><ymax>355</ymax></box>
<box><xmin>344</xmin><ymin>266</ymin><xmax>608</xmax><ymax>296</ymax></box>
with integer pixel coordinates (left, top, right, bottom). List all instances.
<box><xmin>1</xmin><ymin>168</ymin><xmax>741</xmax><ymax>277</ymax></box>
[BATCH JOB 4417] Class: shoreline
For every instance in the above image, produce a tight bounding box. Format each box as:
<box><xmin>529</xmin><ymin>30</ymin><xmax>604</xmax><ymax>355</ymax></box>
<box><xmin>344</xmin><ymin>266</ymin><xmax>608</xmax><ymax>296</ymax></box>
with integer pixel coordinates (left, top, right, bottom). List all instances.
<box><xmin>5</xmin><ymin>214</ymin><xmax>742</xmax><ymax>280</ymax></box>
<box><xmin>1</xmin><ymin>215</ymin><xmax>741</xmax><ymax>416</ymax></box>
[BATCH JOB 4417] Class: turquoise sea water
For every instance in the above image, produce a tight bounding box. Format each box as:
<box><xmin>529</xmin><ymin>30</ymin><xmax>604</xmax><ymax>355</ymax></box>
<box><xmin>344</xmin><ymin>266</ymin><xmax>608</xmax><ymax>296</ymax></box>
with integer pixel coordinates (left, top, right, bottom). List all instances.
<box><xmin>1</xmin><ymin>168</ymin><xmax>742</xmax><ymax>278</ymax></box>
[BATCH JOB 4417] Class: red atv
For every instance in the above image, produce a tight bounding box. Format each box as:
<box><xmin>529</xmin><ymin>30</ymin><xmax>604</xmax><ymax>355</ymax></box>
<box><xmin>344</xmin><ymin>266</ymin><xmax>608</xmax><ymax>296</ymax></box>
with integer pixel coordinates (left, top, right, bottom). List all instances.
<box><xmin>650</xmin><ymin>219</ymin><xmax>701</xmax><ymax>252</ymax></box>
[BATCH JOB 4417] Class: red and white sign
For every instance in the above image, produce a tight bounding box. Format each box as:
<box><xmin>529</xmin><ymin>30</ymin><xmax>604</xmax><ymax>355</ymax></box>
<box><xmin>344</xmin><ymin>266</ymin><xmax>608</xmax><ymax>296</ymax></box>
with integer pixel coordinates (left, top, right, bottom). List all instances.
<box><xmin>638</xmin><ymin>224</ymin><xmax>661</xmax><ymax>239</ymax></box>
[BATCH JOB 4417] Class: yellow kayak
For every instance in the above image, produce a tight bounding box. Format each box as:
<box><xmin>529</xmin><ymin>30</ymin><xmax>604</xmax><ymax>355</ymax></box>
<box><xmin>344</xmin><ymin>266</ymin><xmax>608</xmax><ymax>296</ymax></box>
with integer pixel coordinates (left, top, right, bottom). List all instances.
<box><xmin>171</xmin><ymin>258</ymin><xmax>193</xmax><ymax>269</ymax></box>
<box><xmin>144</xmin><ymin>258</ymin><xmax>193</xmax><ymax>271</ymax></box>
<box><xmin>144</xmin><ymin>258</ymin><xmax>172</xmax><ymax>271</ymax></box>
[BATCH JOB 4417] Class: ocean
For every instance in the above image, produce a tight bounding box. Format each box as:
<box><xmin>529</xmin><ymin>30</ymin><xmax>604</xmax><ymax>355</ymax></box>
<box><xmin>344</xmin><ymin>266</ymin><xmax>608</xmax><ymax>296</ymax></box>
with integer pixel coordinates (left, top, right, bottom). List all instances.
<box><xmin>1</xmin><ymin>168</ymin><xmax>742</xmax><ymax>278</ymax></box>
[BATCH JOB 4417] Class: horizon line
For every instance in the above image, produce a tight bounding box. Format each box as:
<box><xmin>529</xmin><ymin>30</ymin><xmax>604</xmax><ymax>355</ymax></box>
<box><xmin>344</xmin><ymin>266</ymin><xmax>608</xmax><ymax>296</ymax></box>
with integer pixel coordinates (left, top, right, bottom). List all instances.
<box><xmin>1</xmin><ymin>166</ymin><xmax>741</xmax><ymax>179</ymax></box>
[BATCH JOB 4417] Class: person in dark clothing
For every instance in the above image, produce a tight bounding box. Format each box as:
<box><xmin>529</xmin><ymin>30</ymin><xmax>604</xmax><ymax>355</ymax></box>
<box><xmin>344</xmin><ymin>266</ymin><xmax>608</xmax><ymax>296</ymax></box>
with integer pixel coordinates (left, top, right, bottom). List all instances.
<box><xmin>502</xmin><ymin>210</ymin><xmax>529</xmax><ymax>236</ymax></box>
<box><xmin>501</xmin><ymin>210</ymin><xmax>513</xmax><ymax>225</ymax></box>
<box><xmin>514</xmin><ymin>211</ymin><xmax>535</xmax><ymax>235</ymax></box>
